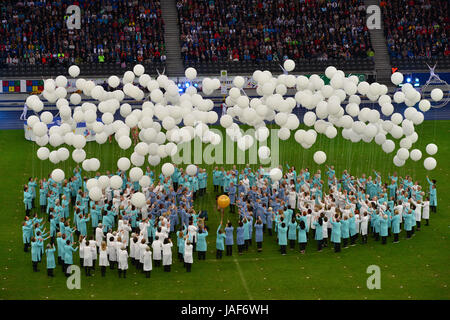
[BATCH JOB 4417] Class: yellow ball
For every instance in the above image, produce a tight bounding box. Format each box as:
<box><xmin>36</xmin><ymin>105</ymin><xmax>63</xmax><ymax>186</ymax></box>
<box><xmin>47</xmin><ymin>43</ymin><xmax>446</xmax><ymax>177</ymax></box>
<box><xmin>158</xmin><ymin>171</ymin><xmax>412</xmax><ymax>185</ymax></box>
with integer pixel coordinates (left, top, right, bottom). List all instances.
<box><xmin>217</xmin><ymin>195</ymin><xmax>230</xmax><ymax>208</ymax></box>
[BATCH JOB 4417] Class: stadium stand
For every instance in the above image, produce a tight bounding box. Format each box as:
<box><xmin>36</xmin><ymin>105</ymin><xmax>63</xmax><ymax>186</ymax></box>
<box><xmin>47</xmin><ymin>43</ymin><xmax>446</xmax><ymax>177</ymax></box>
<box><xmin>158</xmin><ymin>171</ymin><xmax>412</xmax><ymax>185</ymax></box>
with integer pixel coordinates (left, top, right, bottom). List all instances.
<box><xmin>0</xmin><ymin>0</ymin><xmax>166</xmax><ymax>76</ymax></box>
<box><xmin>382</xmin><ymin>0</ymin><xmax>450</xmax><ymax>70</ymax></box>
<box><xmin>177</xmin><ymin>0</ymin><xmax>375</xmax><ymax>73</ymax></box>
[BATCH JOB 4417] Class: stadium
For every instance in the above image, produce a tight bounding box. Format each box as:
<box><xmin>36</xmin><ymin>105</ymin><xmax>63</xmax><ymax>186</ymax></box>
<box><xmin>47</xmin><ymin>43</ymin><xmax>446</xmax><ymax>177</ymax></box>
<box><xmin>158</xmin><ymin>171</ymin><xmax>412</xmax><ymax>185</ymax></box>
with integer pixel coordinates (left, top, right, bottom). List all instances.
<box><xmin>0</xmin><ymin>0</ymin><xmax>449</xmax><ymax>303</ymax></box>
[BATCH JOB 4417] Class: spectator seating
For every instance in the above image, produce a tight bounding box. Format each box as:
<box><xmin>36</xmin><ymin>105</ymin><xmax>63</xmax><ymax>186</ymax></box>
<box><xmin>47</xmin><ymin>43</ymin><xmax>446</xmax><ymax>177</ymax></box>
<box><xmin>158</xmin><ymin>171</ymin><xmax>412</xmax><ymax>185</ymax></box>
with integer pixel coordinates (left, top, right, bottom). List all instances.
<box><xmin>178</xmin><ymin>0</ymin><xmax>374</xmax><ymax>71</ymax></box>
<box><xmin>0</xmin><ymin>0</ymin><xmax>165</xmax><ymax>76</ymax></box>
<box><xmin>382</xmin><ymin>0</ymin><xmax>449</xmax><ymax>69</ymax></box>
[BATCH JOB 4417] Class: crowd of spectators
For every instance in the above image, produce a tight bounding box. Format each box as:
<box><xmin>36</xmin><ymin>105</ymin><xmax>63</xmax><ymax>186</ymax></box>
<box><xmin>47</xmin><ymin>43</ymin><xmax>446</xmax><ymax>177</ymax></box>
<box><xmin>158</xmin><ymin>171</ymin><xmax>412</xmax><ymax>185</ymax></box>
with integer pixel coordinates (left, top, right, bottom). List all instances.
<box><xmin>382</xmin><ymin>0</ymin><xmax>450</xmax><ymax>59</ymax></box>
<box><xmin>177</xmin><ymin>0</ymin><xmax>373</xmax><ymax>63</ymax></box>
<box><xmin>0</xmin><ymin>0</ymin><xmax>166</xmax><ymax>67</ymax></box>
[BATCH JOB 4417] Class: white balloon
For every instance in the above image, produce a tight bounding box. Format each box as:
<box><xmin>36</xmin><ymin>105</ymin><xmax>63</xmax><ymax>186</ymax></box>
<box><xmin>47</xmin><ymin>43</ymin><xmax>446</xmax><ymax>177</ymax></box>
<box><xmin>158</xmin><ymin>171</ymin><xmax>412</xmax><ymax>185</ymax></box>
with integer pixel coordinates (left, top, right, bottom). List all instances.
<box><xmin>70</xmin><ymin>93</ymin><xmax>82</xmax><ymax>105</ymax></box>
<box><xmin>186</xmin><ymin>164</ymin><xmax>197</xmax><ymax>176</ymax></box>
<box><xmin>423</xmin><ymin>157</ymin><xmax>437</xmax><ymax>170</ymax></box>
<box><xmin>129</xmin><ymin>167</ymin><xmax>144</xmax><ymax>182</ymax></box>
<box><xmin>57</xmin><ymin>147</ymin><xmax>69</xmax><ymax>161</ymax></box>
<box><xmin>393</xmin><ymin>91</ymin><xmax>405</xmax><ymax>104</ymax></box>
<box><xmin>68</xmin><ymin>65</ymin><xmax>80</xmax><ymax>78</ymax></box>
<box><xmin>120</xmin><ymin>103</ymin><xmax>132</xmax><ymax>117</ymax></box>
<box><xmin>418</xmin><ymin>99</ymin><xmax>431</xmax><ymax>112</ymax></box>
<box><xmin>375</xmin><ymin>133</ymin><xmax>386</xmax><ymax>145</ymax></box>
<box><xmin>51</xmin><ymin>169</ymin><xmax>65</xmax><ymax>183</ymax></box>
<box><xmin>325</xmin><ymin>126</ymin><xmax>338</xmax><ymax>139</ymax></box>
<box><xmin>102</xmin><ymin>113</ymin><xmax>114</xmax><ymax>125</ymax></box>
<box><xmin>283</xmin><ymin>59</ymin><xmax>295</xmax><ymax>72</ymax></box>
<box><xmin>72</xmin><ymin>135</ymin><xmax>86</xmax><ymax>149</ymax></box>
<box><xmin>139</xmin><ymin>175</ymin><xmax>151</xmax><ymax>188</ymax></box>
<box><xmin>277</xmin><ymin>127</ymin><xmax>291</xmax><ymax>140</ymax></box>
<box><xmin>269</xmin><ymin>168</ymin><xmax>282</xmax><ymax>181</ymax></box>
<box><xmin>130</xmin><ymin>152</ymin><xmax>145</xmax><ymax>167</ymax></box>
<box><xmin>345</xmin><ymin>103</ymin><xmax>360</xmax><ymax>117</ymax></box>
<box><xmin>55</xmin><ymin>75</ymin><xmax>68</xmax><ymax>88</ymax></box>
<box><xmin>303</xmin><ymin>112</ymin><xmax>317</xmax><ymax>127</ymax></box>
<box><xmin>37</xmin><ymin>147</ymin><xmax>50</xmax><ymax>160</ymax></box>
<box><xmin>382</xmin><ymin>140</ymin><xmax>395</xmax><ymax>153</ymax></box>
<box><xmin>410</xmin><ymin>149</ymin><xmax>422</xmax><ymax>161</ymax></box>
<box><xmin>110</xmin><ymin>175</ymin><xmax>123</xmax><ymax>190</ymax></box>
<box><xmin>220</xmin><ymin>115</ymin><xmax>233</xmax><ymax>128</ymax></box>
<box><xmin>89</xmin><ymin>158</ymin><xmax>101</xmax><ymax>172</ymax></box>
<box><xmin>108</xmin><ymin>75</ymin><xmax>121</xmax><ymax>88</ymax></box>
<box><xmin>258</xmin><ymin>146</ymin><xmax>271</xmax><ymax>159</ymax></box>
<box><xmin>40</xmin><ymin>111</ymin><xmax>54</xmax><ymax>124</ymax></box>
<box><xmin>98</xmin><ymin>176</ymin><xmax>110</xmax><ymax>190</ymax></box>
<box><xmin>391</xmin><ymin>113</ymin><xmax>403</xmax><ymax>125</ymax></box>
<box><xmin>430</xmin><ymin>88</ymin><xmax>443</xmax><ymax>101</ymax></box>
<box><xmin>27</xmin><ymin>115</ymin><xmax>40</xmax><ymax>128</ymax></box>
<box><xmin>381</xmin><ymin>103</ymin><xmax>394</xmax><ymax>116</ymax></box>
<box><xmin>72</xmin><ymin>149</ymin><xmax>86</xmax><ymax>163</ymax></box>
<box><xmin>425</xmin><ymin>143</ymin><xmax>438</xmax><ymax>155</ymax></box>
<box><xmin>133</xmin><ymin>64</ymin><xmax>145</xmax><ymax>77</ymax></box>
<box><xmin>393</xmin><ymin>156</ymin><xmax>405</xmax><ymax>167</ymax></box>
<box><xmin>233</xmin><ymin>76</ymin><xmax>245</xmax><ymax>88</ymax></box>
<box><xmin>131</xmin><ymin>192</ymin><xmax>146</xmax><ymax>208</ymax></box>
<box><xmin>117</xmin><ymin>157</ymin><xmax>131</xmax><ymax>171</ymax></box>
<box><xmin>89</xmin><ymin>187</ymin><xmax>103</xmax><ymax>201</ymax></box>
<box><xmin>399</xmin><ymin>137</ymin><xmax>412</xmax><ymax>149</ymax></box>
<box><xmin>397</xmin><ymin>148</ymin><xmax>409</xmax><ymax>161</ymax></box>
<box><xmin>185</xmin><ymin>67</ymin><xmax>197</xmax><ymax>80</ymax></box>
<box><xmin>49</xmin><ymin>151</ymin><xmax>60</xmax><ymax>164</ymax></box>
<box><xmin>325</xmin><ymin>66</ymin><xmax>337</xmax><ymax>79</ymax></box>
<box><xmin>391</xmin><ymin>72</ymin><xmax>404</xmax><ymax>85</ymax></box>
<box><xmin>86</xmin><ymin>178</ymin><xmax>100</xmax><ymax>191</ymax></box>
<box><xmin>313</xmin><ymin>151</ymin><xmax>327</xmax><ymax>164</ymax></box>
<box><xmin>148</xmin><ymin>155</ymin><xmax>161</xmax><ymax>166</ymax></box>
<box><xmin>33</xmin><ymin>122</ymin><xmax>48</xmax><ymax>137</ymax></box>
<box><xmin>118</xmin><ymin>136</ymin><xmax>132</xmax><ymax>150</ymax></box>
<box><xmin>162</xmin><ymin>163</ymin><xmax>175</xmax><ymax>177</ymax></box>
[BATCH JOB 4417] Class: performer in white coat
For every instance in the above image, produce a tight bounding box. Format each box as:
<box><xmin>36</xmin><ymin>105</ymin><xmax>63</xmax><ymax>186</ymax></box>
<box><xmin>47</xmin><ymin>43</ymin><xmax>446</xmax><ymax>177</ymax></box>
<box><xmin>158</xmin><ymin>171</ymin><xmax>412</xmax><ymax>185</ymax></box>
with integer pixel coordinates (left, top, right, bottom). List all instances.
<box><xmin>162</xmin><ymin>238</ymin><xmax>173</xmax><ymax>272</ymax></box>
<box><xmin>83</xmin><ymin>240</ymin><xmax>93</xmax><ymax>276</ymax></box>
<box><xmin>184</xmin><ymin>239</ymin><xmax>193</xmax><ymax>272</ymax></box>
<box><xmin>118</xmin><ymin>247</ymin><xmax>128</xmax><ymax>278</ymax></box>
<box><xmin>95</xmin><ymin>224</ymin><xmax>104</xmax><ymax>249</ymax></box>
<box><xmin>151</xmin><ymin>235</ymin><xmax>162</xmax><ymax>267</ymax></box>
<box><xmin>143</xmin><ymin>246</ymin><xmax>152</xmax><ymax>278</ymax></box>
<box><xmin>422</xmin><ymin>198</ymin><xmax>430</xmax><ymax>226</ymax></box>
<box><xmin>99</xmin><ymin>241</ymin><xmax>109</xmax><ymax>277</ymax></box>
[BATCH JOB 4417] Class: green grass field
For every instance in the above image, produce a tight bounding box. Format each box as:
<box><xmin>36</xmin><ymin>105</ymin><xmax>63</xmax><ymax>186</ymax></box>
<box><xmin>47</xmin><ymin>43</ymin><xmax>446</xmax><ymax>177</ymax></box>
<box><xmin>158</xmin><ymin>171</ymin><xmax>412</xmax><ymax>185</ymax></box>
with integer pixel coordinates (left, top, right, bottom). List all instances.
<box><xmin>0</xmin><ymin>121</ymin><xmax>449</xmax><ymax>300</ymax></box>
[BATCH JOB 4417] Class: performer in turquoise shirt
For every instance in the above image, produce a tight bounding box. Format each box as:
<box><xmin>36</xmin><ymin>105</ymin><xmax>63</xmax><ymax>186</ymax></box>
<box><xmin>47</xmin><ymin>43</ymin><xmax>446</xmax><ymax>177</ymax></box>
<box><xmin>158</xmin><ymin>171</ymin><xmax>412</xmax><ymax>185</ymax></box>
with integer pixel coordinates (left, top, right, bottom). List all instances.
<box><xmin>426</xmin><ymin>176</ymin><xmax>437</xmax><ymax>212</ymax></box>
<box><xmin>63</xmin><ymin>240</ymin><xmax>78</xmax><ymax>276</ymax></box>
<box><xmin>198</xmin><ymin>169</ymin><xmax>207</xmax><ymax>196</ymax></box>
<box><xmin>45</xmin><ymin>244</ymin><xmax>56</xmax><ymax>277</ymax></box>
<box><xmin>196</xmin><ymin>227</ymin><xmax>208</xmax><ymax>260</ymax></box>
<box><xmin>31</xmin><ymin>237</ymin><xmax>43</xmax><ymax>272</ymax></box>
<box><xmin>331</xmin><ymin>215</ymin><xmax>341</xmax><ymax>253</ymax></box>
<box><xmin>212</xmin><ymin>167</ymin><xmax>221</xmax><ymax>192</ymax></box>
<box><xmin>23</xmin><ymin>186</ymin><xmax>33</xmax><ymax>216</ymax></box>
<box><xmin>277</xmin><ymin>222</ymin><xmax>288</xmax><ymax>255</ymax></box>
<box><xmin>216</xmin><ymin>222</ymin><xmax>226</xmax><ymax>259</ymax></box>
<box><xmin>390</xmin><ymin>211</ymin><xmax>401</xmax><ymax>243</ymax></box>
<box><xmin>313</xmin><ymin>217</ymin><xmax>323</xmax><ymax>251</ymax></box>
<box><xmin>380</xmin><ymin>214</ymin><xmax>389</xmax><ymax>244</ymax></box>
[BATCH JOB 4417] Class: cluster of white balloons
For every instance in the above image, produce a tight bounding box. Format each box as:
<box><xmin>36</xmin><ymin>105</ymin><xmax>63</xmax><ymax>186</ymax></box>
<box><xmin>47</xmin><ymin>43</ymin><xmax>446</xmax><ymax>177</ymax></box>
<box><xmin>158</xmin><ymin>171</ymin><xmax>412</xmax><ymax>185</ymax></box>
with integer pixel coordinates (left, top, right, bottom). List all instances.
<box><xmin>28</xmin><ymin>61</ymin><xmax>441</xmax><ymax>199</ymax></box>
